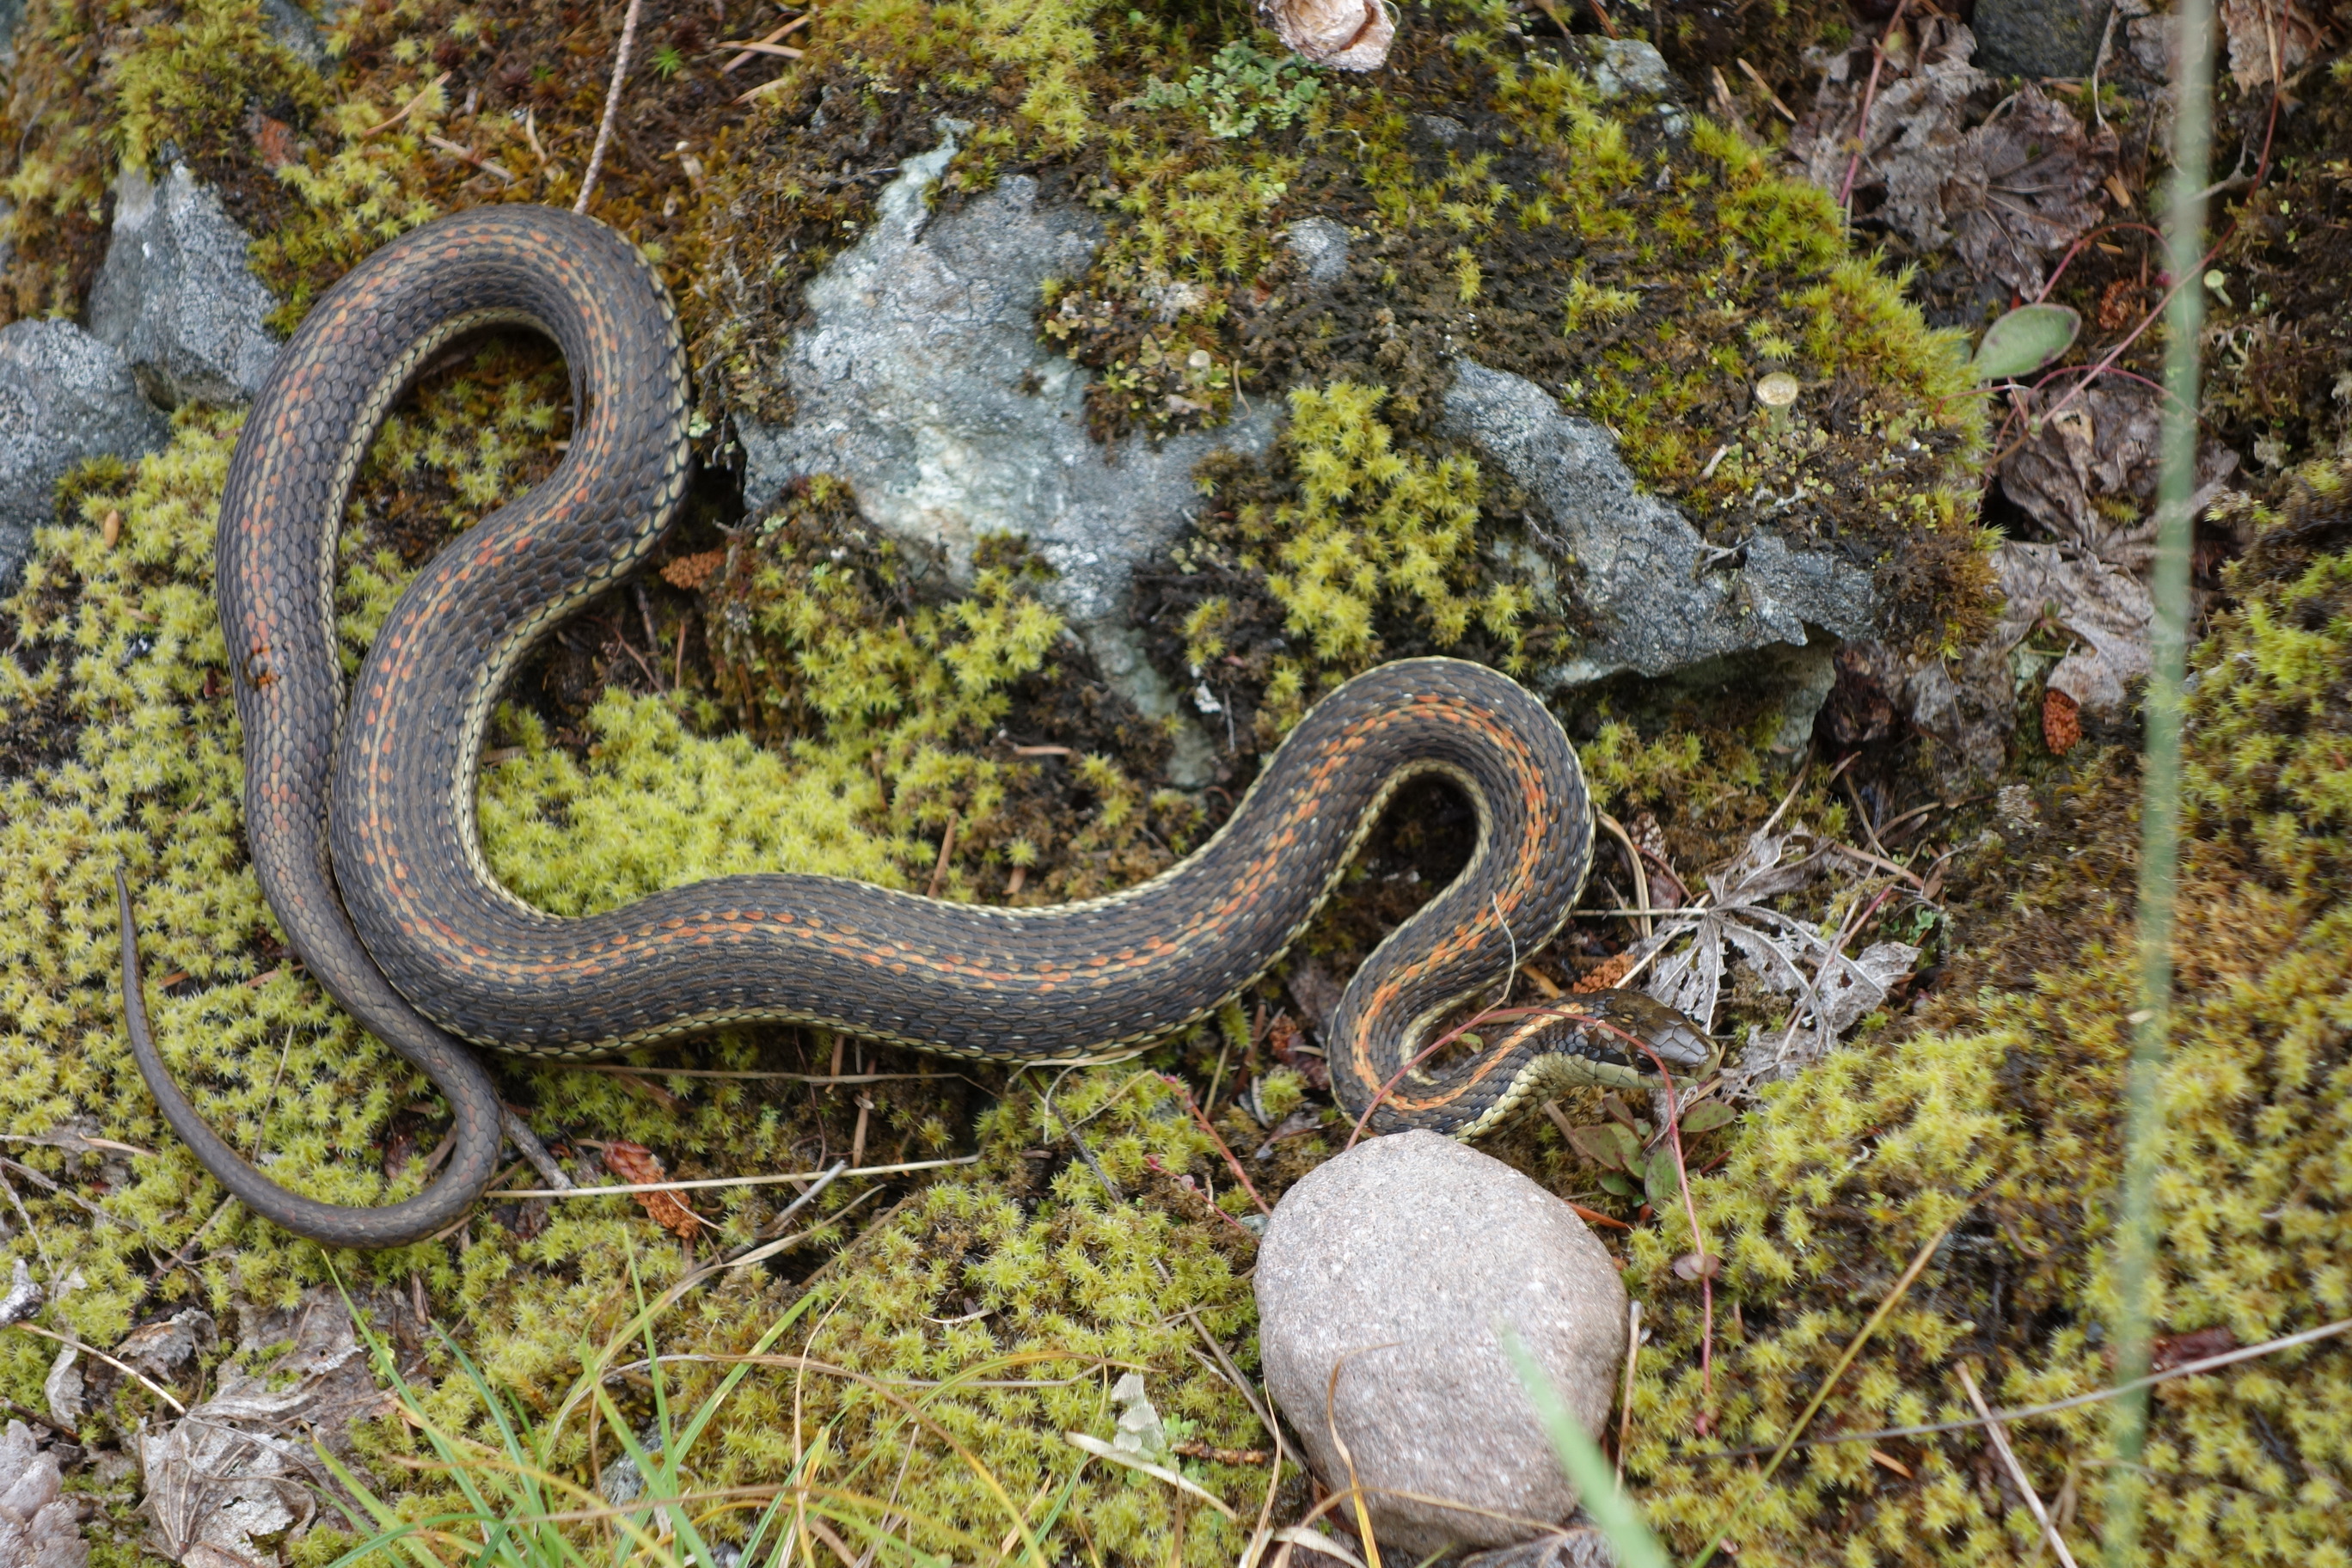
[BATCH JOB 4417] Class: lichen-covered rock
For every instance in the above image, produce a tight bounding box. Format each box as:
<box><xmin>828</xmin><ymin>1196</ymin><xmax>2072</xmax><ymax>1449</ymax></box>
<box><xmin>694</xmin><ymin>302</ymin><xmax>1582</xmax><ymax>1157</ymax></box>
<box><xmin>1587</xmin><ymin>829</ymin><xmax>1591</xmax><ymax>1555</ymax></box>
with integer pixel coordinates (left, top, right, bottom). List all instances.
<box><xmin>88</xmin><ymin>162</ymin><xmax>282</xmax><ymax>407</ymax></box>
<box><xmin>0</xmin><ymin>319</ymin><xmax>168</xmax><ymax>591</ymax></box>
<box><xmin>1442</xmin><ymin>358</ymin><xmax>1876</xmax><ymax>687</ymax></box>
<box><xmin>739</xmin><ymin>131</ymin><xmax>1274</xmax><ymax>781</ymax></box>
<box><xmin>1256</xmin><ymin>1130</ymin><xmax>1627</xmax><ymax>1554</ymax></box>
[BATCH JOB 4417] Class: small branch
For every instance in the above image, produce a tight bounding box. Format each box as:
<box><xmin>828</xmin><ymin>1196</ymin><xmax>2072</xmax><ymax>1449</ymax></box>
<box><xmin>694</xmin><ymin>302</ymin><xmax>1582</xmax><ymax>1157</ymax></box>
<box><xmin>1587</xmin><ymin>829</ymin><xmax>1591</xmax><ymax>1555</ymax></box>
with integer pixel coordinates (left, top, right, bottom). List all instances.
<box><xmin>1837</xmin><ymin>0</ymin><xmax>1913</xmax><ymax>216</ymax></box>
<box><xmin>720</xmin><ymin>9</ymin><xmax>813</xmax><ymax>72</ymax></box>
<box><xmin>501</xmin><ymin>1154</ymin><xmax>976</xmax><ymax>1200</ymax></box>
<box><xmin>8</xmin><ymin>1322</ymin><xmax>188</xmax><ymax>1415</ymax></box>
<box><xmin>1958</xmin><ymin>1362</ymin><xmax>2080</xmax><ymax>1568</ymax></box>
<box><xmin>927</xmin><ymin>811</ymin><xmax>961</xmax><ymax>899</ymax></box>
<box><xmin>575</xmin><ymin>0</ymin><xmax>646</xmax><ymax>215</ymax></box>
<box><xmin>361</xmin><ymin>71</ymin><xmax>450</xmax><ymax>139</ymax></box>
<box><xmin>1161</xmin><ymin>1075</ymin><xmax>1271</xmax><ymax>1216</ymax></box>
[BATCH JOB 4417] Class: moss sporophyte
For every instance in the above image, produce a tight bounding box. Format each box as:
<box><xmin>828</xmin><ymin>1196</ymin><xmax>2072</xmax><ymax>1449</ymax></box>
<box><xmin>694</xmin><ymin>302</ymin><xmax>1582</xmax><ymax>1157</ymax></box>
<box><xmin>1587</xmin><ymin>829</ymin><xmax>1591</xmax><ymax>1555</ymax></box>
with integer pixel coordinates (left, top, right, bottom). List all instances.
<box><xmin>3</xmin><ymin>0</ymin><xmax>2343</xmax><ymax>1563</ymax></box>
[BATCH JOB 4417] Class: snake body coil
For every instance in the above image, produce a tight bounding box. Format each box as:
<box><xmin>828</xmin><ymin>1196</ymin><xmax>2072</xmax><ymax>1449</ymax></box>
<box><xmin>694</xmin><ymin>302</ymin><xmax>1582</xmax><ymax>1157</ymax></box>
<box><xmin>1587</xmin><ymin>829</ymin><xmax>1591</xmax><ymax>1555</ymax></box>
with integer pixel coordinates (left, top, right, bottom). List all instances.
<box><xmin>119</xmin><ymin>205</ymin><xmax>1708</xmax><ymax>1250</ymax></box>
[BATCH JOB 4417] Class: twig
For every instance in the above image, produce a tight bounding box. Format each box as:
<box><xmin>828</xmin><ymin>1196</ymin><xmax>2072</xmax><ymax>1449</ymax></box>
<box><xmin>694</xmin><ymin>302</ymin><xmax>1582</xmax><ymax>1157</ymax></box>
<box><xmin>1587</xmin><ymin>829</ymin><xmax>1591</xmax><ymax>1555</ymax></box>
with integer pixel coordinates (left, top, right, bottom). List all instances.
<box><xmin>1828</xmin><ymin>840</ymin><xmax>1926</xmax><ymax>891</ymax></box>
<box><xmin>1691</xmin><ymin>1314</ymin><xmax>2352</xmax><ymax>1457</ymax></box>
<box><xmin>361</xmin><ymin>71</ymin><xmax>450</xmax><ymax>138</ymax></box>
<box><xmin>1038</xmin><ymin>1068</ymin><xmax>1124</xmax><ymax>1203</ymax></box>
<box><xmin>1736</xmin><ymin>57</ymin><xmax>1796</xmax><ymax>122</ymax></box>
<box><xmin>720</xmin><ymin>9</ymin><xmax>813</xmax><ymax>71</ymax></box>
<box><xmin>1958</xmin><ymin>1362</ymin><xmax>2080</xmax><ymax>1568</ymax></box>
<box><xmin>148</xmin><ymin>1196</ymin><xmax>236</xmax><ymax>1285</ymax></box>
<box><xmin>248</xmin><ymin>1027</ymin><xmax>297</xmax><ymax>1162</ymax></box>
<box><xmin>426</xmin><ymin>133</ymin><xmax>517</xmax><ymax>182</ymax></box>
<box><xmin>8</xmin><ymin>1322</ymin><xmax>187</xmax><ymax>1415</ymax></box>
<box><xmin>1632</xmin><ymin>1037</ymin><xmax>1714</xmax><ymax>1424</ymax></box>
<box><xmin>499</xmin><ymin>1154</ymin><xmax>977</xmax><ymax>1200</ymax></box>
<box><xmin>927</xmin><ymin>811</ymin><xmax>960</xmax><ymax>899</ymax></box>
<box><xmin>1595</xmin><ymin>812</ymin><xmax>1652</xmax><ymax>938</ymax></box>
<box><xmin>1687</xmin><ymin>1211</ymin><xmax>1964</xmax><ymax>1568</ymax></box>
<box><xmin>500</xmin><ymin>1109</ymin><xmax>573</xmax><ymax>1191</ymax></box>
<box><xmin>575</xmin><ymin>0</ymin><xmax>646</xmax><ymax>215</ymax></box>
<box><xmin>750</xmin><ymin>1158</ymin><xmax>848</xmax><ymax>1241</ymax></box>
<box><xmin>1161</xmin><ymin>1075</ymin><xmax>1271</xmax><ymax>1215</ymax></box>
<box><xmin>1837</xmin><ymin>0</ymin><xmax>1913</xmax><ymax>217</ymax></box>
<box><xmin>1616</xmin><ymin>1298</ymin><xmax>1642</xmax><ymax>1487</ymax></box>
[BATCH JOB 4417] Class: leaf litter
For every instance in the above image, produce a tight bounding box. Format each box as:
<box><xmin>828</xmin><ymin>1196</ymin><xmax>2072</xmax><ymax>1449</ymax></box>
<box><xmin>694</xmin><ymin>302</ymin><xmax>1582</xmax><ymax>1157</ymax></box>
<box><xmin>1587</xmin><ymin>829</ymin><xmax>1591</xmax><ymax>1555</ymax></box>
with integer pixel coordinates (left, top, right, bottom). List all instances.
<box><xmin>1634</xmin><ymin>827</ymin><xmax>1920</xmax><ymax>1091</ymax></box>
<box><xmin>135</xmin><ymin>1289</ymin><xmax>395</xmax><ymax>1568</ymax></box>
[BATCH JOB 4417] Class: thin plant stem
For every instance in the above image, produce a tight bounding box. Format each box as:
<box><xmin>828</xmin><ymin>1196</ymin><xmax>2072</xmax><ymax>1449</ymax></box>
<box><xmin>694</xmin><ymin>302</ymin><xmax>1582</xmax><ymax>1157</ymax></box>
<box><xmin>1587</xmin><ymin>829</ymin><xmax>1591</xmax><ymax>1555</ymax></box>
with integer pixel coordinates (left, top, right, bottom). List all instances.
<box><xmin>2106</xmin><ymin>1</ymin><xmax>2214</xmax><ymax>1560</ymax></box>
<box><xmin>575</xmin><ymin>0</ymin><xmax>646</xmax><ymax>214</ymax></box>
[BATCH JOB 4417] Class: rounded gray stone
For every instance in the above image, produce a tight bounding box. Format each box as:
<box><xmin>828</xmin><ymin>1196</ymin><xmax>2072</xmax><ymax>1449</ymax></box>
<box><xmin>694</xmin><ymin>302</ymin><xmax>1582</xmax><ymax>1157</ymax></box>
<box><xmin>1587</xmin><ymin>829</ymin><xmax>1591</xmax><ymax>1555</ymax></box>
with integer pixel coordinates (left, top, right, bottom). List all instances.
<box><xmin>1255</xmin><ymin>1130</ymin><xmax>1629</xmax><ymax>1555</ymax></box>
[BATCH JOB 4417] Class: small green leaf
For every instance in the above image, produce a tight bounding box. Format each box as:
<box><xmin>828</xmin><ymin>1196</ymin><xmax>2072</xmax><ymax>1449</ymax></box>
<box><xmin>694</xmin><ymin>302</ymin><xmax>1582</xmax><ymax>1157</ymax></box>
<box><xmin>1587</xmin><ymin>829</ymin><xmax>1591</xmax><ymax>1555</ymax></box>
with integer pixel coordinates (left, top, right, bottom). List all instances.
<box><xmin>1569</xmin><ymin>1123</ymin><xmax>1641</xmax><ymax>1172</ymax></box>
<box><xmin>1969</xmin><ymin>303</ymin><xmax>2080</xmax><ymax>383</ymax></box>
<box><xmin>1644</xmin><ymin>1146</ymin><xmax>1681</xmax><ymax>1209</ymax></box>
<box><xmin>1597</xmin><ymin>1172</ymin><xmax>1638</xmax><ymax>1198</ymax></box>
<box><xmin>1680</xmin><ymin>1101</ymin><xmax>1738</xmax><ymax>1135</ymax></box>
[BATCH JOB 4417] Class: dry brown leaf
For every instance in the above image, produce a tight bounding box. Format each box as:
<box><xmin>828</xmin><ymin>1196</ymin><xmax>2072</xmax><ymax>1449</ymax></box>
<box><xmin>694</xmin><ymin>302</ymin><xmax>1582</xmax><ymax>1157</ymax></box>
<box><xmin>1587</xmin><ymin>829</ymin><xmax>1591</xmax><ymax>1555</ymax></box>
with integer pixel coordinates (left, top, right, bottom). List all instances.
<box><xmin>0</xmin><ymin>1420</ymin><xmax>89</xmax><ymax>1568</ymax></box>
<box><xmin>1938</xmin><ymin>86</ymin><xmax>2115</xmax><ymax>297</ymax></box>
<box><xmin>1992</xmin><ymin>542</ymin><xmax>2150</xmax><ymax>714</ymax></box>
<box><xmin>1266</xmin><ymin>1012</ymin><xmax>1329</xmax><ymax>1091</ymax></box>
<box><xmin>660</xmin><ymin>548</ymin><xmax>726</xmax><ymax>591</ymax></box>
<box><xmin>136</xmin><ymin>1290</ymin><xmax>393</xmax><ymax>1568</ymax></box>
<box><xmin>603</xmin><ymin>1140</ymin><xmax>704</xmax><ymax>1237</ymax></box>
<box><xmin>2000</xmin><ymin>383</ymin><xmax>2240</xmax><ymax>572</ymax></box>
<box><xmin>1788</xmin><ymin>19</ymin><xmax>1988</xmax><ymax>206</ymax></box>
<box><xmin>1259</xmin><ymin>0</ymin><xmax>1393</xmax><ymax>71</ymax></box>
<box><xmin>2219</xmin><ymin>0</ymin><xmax>2322</xmax><ymax>92</ymax></box>
<box><xmin>2149</xmin><ymin>1324</ymin><xmax>2240</xmax><ymax>1374</ymax></box>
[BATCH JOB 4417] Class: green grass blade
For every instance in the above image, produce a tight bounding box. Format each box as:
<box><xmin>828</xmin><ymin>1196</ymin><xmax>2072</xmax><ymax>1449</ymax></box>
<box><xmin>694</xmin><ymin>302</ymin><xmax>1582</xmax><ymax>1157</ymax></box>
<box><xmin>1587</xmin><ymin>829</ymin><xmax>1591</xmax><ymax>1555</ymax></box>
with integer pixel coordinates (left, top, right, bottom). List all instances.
<box><xmin>2108</xmin><ymin>0</ymin><xmax>2216</xmax><ymax>1562</ymax></box>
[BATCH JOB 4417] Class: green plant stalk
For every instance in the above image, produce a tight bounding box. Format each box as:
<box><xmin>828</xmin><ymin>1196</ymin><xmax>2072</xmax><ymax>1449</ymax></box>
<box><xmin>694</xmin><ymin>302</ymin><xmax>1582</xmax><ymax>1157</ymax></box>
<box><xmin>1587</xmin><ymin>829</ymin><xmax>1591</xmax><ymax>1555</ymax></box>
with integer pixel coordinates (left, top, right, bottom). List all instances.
<box><xmin>2106</xmin><ymin>2</ymin><xmax>2214</xmax><ymax>1562</ymax></box>
<box><xmin>1501</xmin><ymin>1330</ymin><xmax>1672</xmax><ymax>1568</ymax></box>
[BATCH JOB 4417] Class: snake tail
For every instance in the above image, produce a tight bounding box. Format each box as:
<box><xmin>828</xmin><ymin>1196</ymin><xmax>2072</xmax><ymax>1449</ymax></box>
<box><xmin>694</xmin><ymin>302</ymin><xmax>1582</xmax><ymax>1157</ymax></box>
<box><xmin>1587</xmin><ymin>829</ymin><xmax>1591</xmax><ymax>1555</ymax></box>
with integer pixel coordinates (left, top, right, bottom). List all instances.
<box><xmin>116</xmin><ymin>870</ymin><xmax>507</xmax><ymax>1248</ymax></box>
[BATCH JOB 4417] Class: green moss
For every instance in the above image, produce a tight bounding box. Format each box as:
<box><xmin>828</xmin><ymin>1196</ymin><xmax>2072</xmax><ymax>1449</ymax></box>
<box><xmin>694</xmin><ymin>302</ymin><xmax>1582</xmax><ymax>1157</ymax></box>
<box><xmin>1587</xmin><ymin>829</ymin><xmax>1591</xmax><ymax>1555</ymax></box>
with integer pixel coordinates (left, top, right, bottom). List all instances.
<box><xmin>1597</xmin><ymin>469</ymin><xmax>2352</xmax><ymax>1564</ymax></box>
<box><xmin>107</xmin><ymin>0</ymin><xmax>326</xmax><ymax>172</ymax></box>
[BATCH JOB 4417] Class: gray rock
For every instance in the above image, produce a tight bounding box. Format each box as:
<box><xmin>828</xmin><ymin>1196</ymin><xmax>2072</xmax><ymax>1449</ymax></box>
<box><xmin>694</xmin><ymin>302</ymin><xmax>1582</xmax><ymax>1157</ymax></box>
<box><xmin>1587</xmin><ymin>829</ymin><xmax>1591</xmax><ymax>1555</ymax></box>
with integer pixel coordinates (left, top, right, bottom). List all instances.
<box><xmin>1255</xmin><ymin>1130</ymin><xmax>1628</xmax><ymax>1555</ymax></box>
<box><xmin>0</xmin><ymin>0</ymin><xmax>22</xmax><ymax>69</ymax></box>
<box><xmin>89</xmin><ymin>162</ymin><xmax>283</xmax><ymax>408</ymax></box>
<box><xmin>260</xmin><ymin>0</ymin><xmax>328</xmax><ymax>68</ymax></box>
<box><xmin>739</xmin><ymin>132</ymin><xmax>1274</xmax><ymax>785</ymax></box>
<box><xmin>1285</xmin><ymin>217</ymin><xmax>1351</xmax><ymax>287</ymax></box>
<box><xmin>1</xmin><ymin>321</ymin><xmax>170</xmax><ymax>592</ymax></box>
<box><xmin>1586</xmin><ymin>38</ymin><xmax>1676</xmax><ymax>101</ymax></box>
<box><xmin>1440</xmin><ymin>359</ymin><xmax>1875</xmax><ymax>688</ymax></box>
<box><xmin>1461</xmin><ymin>1527</ymin><xmax>1620</xmax><ymax>1568</ymax></box>
<box><xmin>1972</xmin><ymin>0</ymin><xmax>2107</xmax><ymax>80</ymax></box>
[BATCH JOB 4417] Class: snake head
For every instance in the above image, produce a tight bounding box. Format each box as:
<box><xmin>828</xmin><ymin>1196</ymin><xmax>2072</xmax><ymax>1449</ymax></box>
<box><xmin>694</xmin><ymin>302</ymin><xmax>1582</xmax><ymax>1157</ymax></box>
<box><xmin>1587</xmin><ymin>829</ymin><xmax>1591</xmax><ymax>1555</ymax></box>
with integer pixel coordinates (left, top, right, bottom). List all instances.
<box><xmin>1588</xmin><ymin>989</ymin><xmax>1717</xmax><ymax>1076</ymax></box>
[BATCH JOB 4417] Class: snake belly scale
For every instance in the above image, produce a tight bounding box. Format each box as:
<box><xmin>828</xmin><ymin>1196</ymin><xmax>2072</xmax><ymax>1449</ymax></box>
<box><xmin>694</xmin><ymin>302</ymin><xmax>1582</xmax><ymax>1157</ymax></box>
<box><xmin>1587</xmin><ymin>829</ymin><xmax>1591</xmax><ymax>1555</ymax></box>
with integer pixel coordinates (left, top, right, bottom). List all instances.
<box><xmin>116</xmin><ymin>205</ymin><xmax>1710</xmax><ymax>1251</ymax></box>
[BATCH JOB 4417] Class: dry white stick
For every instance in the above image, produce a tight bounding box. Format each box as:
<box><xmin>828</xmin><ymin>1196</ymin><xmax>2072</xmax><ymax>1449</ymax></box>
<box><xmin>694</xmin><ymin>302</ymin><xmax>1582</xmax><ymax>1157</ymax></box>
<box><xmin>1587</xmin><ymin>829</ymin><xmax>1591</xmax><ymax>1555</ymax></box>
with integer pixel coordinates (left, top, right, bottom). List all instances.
<box><xmin>9</xmin><ymin>1322</ymin><xmax>187</xmax><ymax>1415</ymax></box>
<box><xmin>1957</xmin><ymin>1362</ymin><xmax>2079</xmax><ymax>1568</ymax></box>
<box><xmin>501</xmin><ymin>1153</ymin><xmax>977</xmax><ymax>1200</ymax></box>
<box><xmin>576</xmin><ymin>0</ymin><xmax>646</xmax><ymax>214</ymax></box>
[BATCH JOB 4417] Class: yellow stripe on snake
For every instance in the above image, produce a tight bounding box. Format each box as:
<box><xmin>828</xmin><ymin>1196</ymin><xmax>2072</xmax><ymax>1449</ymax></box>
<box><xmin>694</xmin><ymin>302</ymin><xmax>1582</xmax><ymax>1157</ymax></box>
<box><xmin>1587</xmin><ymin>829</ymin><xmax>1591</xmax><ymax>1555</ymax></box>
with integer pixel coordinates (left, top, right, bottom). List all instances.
<box><xmin>115</xmin><ymin>205</ymin><xmax>1711</xmax><ymax>1249</ymax></box>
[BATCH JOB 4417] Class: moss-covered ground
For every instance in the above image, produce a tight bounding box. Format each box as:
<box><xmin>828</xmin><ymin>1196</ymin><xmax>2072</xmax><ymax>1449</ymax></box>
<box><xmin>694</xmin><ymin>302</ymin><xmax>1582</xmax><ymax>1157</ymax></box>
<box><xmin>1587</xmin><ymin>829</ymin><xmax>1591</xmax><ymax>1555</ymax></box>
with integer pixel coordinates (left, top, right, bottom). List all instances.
<box><xmin>3</xmin><ymin>0</ymin><xmax>2349</xmax><ymax>1564</ymax></box>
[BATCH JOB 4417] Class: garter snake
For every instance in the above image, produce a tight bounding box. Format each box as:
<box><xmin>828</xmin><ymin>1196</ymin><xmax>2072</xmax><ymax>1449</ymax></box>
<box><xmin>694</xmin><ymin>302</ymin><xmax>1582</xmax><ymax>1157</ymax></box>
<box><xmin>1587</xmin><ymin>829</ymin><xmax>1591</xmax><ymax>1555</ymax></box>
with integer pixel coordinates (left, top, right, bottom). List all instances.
<box><xmin>117</xmin><ymin>205</ymin><xmax>1711</xmax><ymax>1250</ymax></box>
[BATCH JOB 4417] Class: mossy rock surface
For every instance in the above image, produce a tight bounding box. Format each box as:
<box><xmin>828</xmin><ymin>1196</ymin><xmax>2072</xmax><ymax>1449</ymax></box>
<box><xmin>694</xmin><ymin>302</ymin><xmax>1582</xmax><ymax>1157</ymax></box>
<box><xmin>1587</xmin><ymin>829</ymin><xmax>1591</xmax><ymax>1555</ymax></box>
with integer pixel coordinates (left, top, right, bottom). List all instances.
<box><xmin>3</xmin><ymin>2</ymin><xmax>2347</xmax><ymax>1566</ymax></box>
